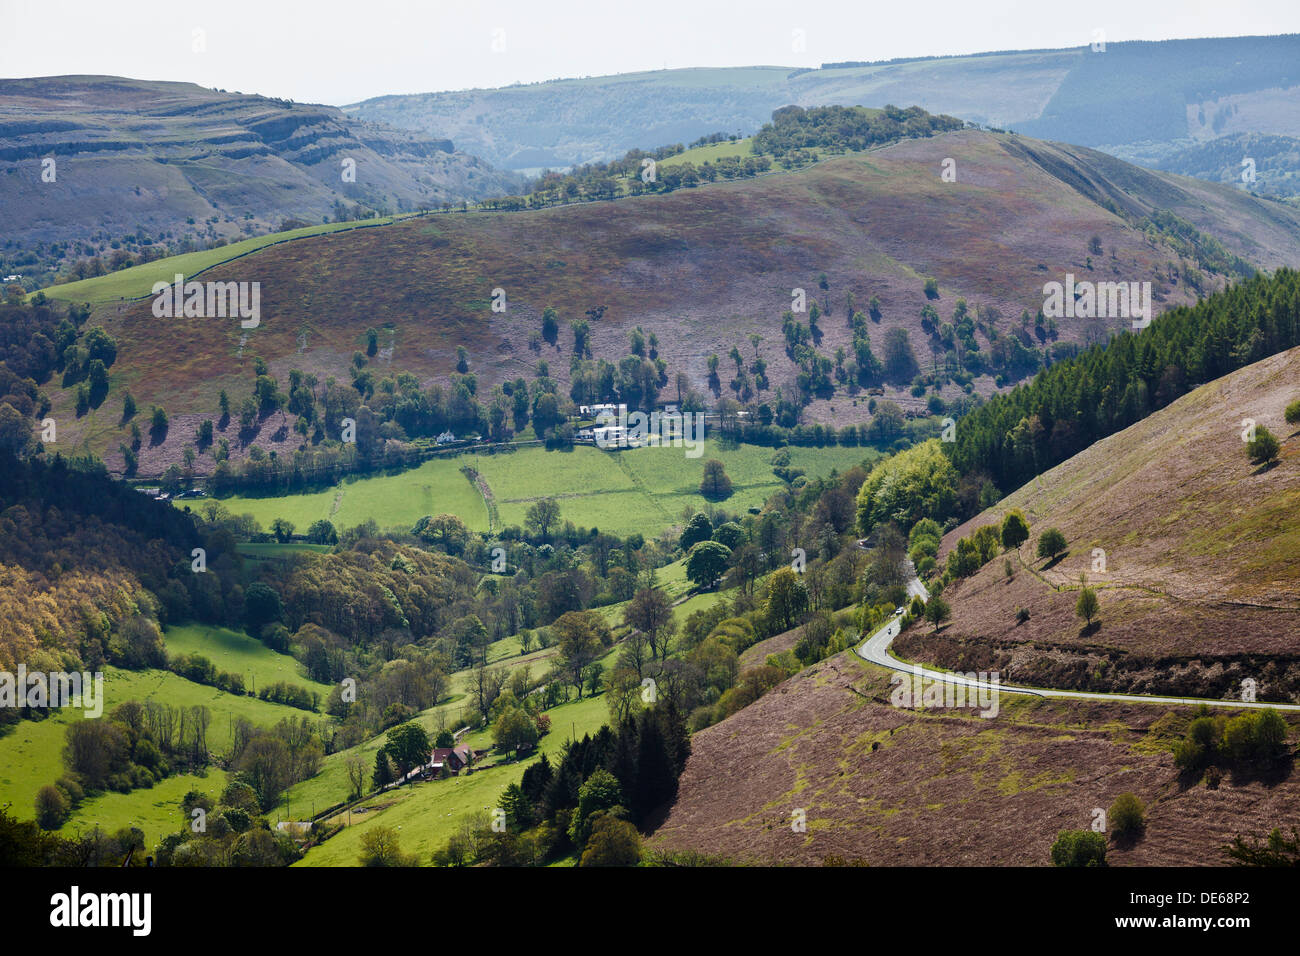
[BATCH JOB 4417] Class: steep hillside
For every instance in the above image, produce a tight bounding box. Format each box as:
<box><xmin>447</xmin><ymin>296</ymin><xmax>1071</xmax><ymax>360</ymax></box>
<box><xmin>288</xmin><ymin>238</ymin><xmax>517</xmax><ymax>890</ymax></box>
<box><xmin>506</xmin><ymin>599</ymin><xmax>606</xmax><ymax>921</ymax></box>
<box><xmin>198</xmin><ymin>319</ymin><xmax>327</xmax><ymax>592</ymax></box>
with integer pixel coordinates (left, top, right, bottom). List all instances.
<box><xmin>46</xmin><ymin>127</ymin><xmax>1300</xmax><ymax>473</ymax></box>
<box><xmin>351</xmin><ymin>35</ymin><xmax>1300</xmax><ymax>172</ymax></box>
<box><xmin>0</xmin><ymin>76</ymin><xmax>523</xmax><ymax>280</ymax></box>
<box><xmin>648</xmin><ymin>654</ymin><xmax>1300</xmax><ymax>865</ymax></box>
<box><xmin>904</xmin><ymin>346</ymin><xmax>1300</xmax><ymax>701</ymax></box>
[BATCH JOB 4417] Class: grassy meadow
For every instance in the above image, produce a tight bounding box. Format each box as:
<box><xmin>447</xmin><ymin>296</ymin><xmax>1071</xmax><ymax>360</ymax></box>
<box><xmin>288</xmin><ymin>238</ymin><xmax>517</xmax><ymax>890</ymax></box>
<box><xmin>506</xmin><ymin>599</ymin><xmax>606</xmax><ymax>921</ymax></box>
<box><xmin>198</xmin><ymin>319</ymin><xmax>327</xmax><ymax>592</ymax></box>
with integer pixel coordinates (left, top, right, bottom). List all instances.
<box><xmin>216</xmin><ymin>440</ymin><xmax>877</xmax><ymax>538</ymax></box>
<box><xmin>0</xmin><ymin>664</ymin><xmax>319</xmax><ymax>845</ymax></box>
<box><xmin>296</xmin><ymin>692</ymin><xmax>612</xmax><ymax>867</ymax></box>
<box><xmin>163</xmin><ymin>623</ymin><xmax>334</xmax><ymax>699</ymax></box>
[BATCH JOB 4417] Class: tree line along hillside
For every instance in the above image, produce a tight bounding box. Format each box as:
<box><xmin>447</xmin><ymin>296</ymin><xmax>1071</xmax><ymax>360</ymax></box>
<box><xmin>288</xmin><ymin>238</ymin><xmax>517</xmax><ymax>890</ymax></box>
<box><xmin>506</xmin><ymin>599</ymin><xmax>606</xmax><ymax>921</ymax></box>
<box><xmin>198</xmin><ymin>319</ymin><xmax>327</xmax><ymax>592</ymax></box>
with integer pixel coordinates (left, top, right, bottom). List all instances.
<box><xmin>0</xmin><ymin>453</ymin><xmax>214</xmax><ymax>682</ymax></box>
<box><xmin>500</xmin><ymin>103</ymin><xmax>965</xmax><ymax>210</ymax></box>
<box><xmin>948</xmin><ymin>267</ymin><xmax>1300</xmax><ymax>495</ymax></box>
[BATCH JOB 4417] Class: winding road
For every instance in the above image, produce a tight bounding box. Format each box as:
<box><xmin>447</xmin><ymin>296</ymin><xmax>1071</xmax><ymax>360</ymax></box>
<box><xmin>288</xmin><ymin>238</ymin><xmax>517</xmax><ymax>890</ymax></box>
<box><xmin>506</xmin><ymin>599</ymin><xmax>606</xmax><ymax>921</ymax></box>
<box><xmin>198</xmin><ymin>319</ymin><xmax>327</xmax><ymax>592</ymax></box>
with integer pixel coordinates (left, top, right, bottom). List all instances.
<box><xmin>856</xmin><ymin>569</ymin><xmax>1300</xmax><ymax>713</ymax></box>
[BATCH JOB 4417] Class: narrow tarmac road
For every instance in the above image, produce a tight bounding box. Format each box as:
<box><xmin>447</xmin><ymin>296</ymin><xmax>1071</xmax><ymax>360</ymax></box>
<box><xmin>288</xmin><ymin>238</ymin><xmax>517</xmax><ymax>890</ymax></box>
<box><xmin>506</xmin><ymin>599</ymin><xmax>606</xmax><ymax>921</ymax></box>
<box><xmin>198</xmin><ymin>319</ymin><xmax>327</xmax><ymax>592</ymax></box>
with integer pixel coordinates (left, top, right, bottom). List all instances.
<box><xmin>856</xmin><ymin>570</ymin><xmax>1300</xmax><ymax>712</ymax></box>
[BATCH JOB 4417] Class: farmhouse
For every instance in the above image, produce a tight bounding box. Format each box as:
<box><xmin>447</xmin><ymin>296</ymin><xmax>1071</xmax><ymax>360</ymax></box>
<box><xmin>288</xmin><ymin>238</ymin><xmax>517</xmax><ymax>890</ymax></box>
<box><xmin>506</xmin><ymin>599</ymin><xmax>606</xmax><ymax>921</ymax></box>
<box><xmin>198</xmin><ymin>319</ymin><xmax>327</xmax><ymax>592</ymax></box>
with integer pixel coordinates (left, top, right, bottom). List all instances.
<box><xmin>426</xmin><ymin>743</ymin><xmax>476</xmax><ymax>777</ymax></box>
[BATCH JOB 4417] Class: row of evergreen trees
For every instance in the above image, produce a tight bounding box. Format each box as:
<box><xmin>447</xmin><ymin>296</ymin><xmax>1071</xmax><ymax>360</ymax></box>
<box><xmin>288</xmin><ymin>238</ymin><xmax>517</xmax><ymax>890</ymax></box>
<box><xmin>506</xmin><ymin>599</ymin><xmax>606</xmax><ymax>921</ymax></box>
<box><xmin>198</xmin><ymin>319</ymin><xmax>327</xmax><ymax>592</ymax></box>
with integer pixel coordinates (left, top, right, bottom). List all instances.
<box><xmin>516</xmin><ymin>705</ymin><xmax>689</xmax><ymax>831</ymax></box>
<box><xmin>948</xmin><ymin>268</ymin><xmax>1300</xmax><ymax>492</ymax></box>
<box><xmin>434</xmin><ymin>706</ymin><xmax>690</xmax><ymax>865</ymax></box>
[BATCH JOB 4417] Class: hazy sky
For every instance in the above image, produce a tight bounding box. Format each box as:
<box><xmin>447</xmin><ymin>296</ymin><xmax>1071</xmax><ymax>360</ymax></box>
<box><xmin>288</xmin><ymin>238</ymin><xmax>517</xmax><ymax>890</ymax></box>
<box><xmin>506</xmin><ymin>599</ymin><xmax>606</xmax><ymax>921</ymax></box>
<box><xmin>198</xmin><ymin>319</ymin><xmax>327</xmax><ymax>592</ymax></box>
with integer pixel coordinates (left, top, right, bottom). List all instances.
<box><xmin>4</xmin><ymin>0</ymin><xmax>1298</xmax><ymax>105</ymax></box>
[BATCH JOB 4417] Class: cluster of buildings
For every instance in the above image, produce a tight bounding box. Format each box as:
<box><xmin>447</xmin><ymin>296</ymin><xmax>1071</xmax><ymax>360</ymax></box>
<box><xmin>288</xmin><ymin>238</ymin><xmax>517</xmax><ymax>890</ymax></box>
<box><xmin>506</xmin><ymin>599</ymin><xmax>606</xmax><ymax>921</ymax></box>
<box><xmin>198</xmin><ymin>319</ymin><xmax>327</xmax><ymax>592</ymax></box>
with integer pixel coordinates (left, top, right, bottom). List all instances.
<box><xmin>575</xmin><ymin>402</ymin><xmax>702</xmax><ymax>451</ymax></box>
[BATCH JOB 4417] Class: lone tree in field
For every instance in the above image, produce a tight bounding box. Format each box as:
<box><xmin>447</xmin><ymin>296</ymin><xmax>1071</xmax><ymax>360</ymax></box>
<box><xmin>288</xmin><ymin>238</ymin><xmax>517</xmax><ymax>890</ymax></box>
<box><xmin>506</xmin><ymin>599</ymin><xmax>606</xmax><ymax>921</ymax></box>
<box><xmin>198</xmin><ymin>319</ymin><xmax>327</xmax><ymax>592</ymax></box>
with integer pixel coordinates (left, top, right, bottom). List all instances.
<box><xmin>1247</xmin><ymin>425</ymin><xmax>1281</xmax><ymax>466</ymax></box>
<box><xmin>1109</xmin><ymin>792</ymin><xmax>1145</xmax><ymax>839</ymax></box>
<box><xmin>359</xmin><ymin>826</ymin><xmax>411</xmax><ymax>867</ymax></box>
<box><xmin>525</xmin><ymin>497</ymin><xmax>561</xmax><ymax>540</ymax></box>
<box><xmin>623</xmin><ymin>587</ymin><xmax>676</xmax><ymax>660</ymax></box>
<box><xmin>700</xmin><ymin>459</ymin><xmax>733</xmax><ymax>499</ymax></box>
<box><xmin>924</xmin><ymin>595</ymin><xmax>951</xmax><ymax>631</ymax></box>
<box><xmin>1286</xmin><ymin>399</ymin><xmax>1300</xmax><ymax>427</ymax></box>
<box><xmin>150</xmin><ymin>405</ymin><xmax>168</xmax><ymax>438</ymax></box>
<box><xmin>1076</xmin><ymin>586</ymin><xmax>1100</xmax><ymax>627</ymax></box>
<box><xmin>541</xmin><ymin>307</ymin><xmax>559</xmax><ymax>344</ymax></box>
<box><xmin>882</xmin><ymin>326</ymin><xmax>919</xmax><ymax>381</ymax></box>
<box><xmin>384</xmin><ymin>721</ymin><xmax>431</xmax><ymax>780</ymax></box>
<box><xmin>1036</xmin><ymin>527</ymin><xmax>1067</xmax><ymax>562</ymax></box>
<box><xmin>685</xmin><ymin>540</ymin><xmax>732</xmax><ymax>590</ymax></box>
<box><xmin>1000</xmin><ymin>509</ymin><xmax>1030</xmax><ymax>550</ymax></box>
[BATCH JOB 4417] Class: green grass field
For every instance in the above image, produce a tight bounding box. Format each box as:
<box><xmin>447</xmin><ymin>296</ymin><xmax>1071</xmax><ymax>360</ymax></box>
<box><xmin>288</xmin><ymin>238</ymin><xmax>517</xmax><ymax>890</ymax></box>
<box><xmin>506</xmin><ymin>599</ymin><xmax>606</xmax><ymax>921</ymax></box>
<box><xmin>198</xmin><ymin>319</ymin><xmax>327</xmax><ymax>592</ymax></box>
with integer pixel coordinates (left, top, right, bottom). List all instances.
<box><xmin>219</xmin><ymin>454</ymin><xmax>489</xmax><ymax>533</ymax></box>
<box><xmin>68</xmin><ymin>768</ymin><xmax>231</xmax><ymax>849</ymax></box>
<box><xmin>0</xmin><ymin>665</ymin><xmax>320</xmax><ymax>842</ymax></box>
<box><xmin>296</xmin><ymin>692</ymin><xmax>612</xmax><ymax>866</ymax></box>
<box><xmin>216</xmin><ymin>441</ymin><xmax>876</xmax><ymax>538</ymax></box>
<box><xmin>660</xmin><ymin>138</ymin><xmax>757</xmax><ymax>169</ymax></box>
<box><xmin>163</xmin><ymin>623</ymin><xmax>333</xmax><ymax>698</ymax></box>
<box><xmin>279</xmin><ymin>623</ymin><xmax>621</xmax><ymax>818</ymax></box>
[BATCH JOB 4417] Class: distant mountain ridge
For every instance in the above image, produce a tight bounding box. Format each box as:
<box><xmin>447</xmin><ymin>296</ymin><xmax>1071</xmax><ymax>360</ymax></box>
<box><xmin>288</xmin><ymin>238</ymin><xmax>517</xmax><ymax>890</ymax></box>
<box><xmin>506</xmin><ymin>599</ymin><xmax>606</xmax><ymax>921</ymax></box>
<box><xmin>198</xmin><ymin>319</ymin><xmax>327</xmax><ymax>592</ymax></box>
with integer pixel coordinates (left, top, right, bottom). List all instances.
<box><xmin>0</xmin><ymin>76</ymin><xmax>524</xmax><ymax>278</ymax></box>
<box><xmin>350</xmin><ymin>34</ymin><xmax>1300</xmax><ymax>177</ymax></box>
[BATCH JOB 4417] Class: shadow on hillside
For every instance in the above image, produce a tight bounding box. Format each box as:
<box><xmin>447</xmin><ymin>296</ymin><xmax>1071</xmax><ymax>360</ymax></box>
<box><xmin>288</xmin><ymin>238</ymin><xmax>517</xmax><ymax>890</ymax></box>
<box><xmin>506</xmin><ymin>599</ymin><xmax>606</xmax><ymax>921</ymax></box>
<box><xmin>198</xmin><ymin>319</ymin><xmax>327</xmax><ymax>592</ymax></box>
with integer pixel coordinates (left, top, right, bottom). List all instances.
<box><xmin>1176</xmin><ymin>757</ymin><xmax>1293</xmax><ymax>793</ymax></box>
<box><xmin>1041</xmin><ymin>552</ymin><xmax>1069</xmax><ymax>572</ymax></box>
<box><xmin>640</xmin><ymin>797</ymin><xmax>677</xmax><ymax>836</ymax></box>
<box><xmin>1077</xmin><ymin>620</ymin><xmax>1101</xmax><ymax>638</ymax></box>
<box><xmin>1251</xmin><ymin>460</ymin><xmax>1280</xmax><ymax>476</ymax></box>
<box><xmin>1227</xmin><ymin>757</ymin><xmax>1294</xmax><ymax>789</ymax></box>
<box><xmin>1110</xmin><ymin>827</ymin><xmax>1145</xmax><ymax>852</ymax></box>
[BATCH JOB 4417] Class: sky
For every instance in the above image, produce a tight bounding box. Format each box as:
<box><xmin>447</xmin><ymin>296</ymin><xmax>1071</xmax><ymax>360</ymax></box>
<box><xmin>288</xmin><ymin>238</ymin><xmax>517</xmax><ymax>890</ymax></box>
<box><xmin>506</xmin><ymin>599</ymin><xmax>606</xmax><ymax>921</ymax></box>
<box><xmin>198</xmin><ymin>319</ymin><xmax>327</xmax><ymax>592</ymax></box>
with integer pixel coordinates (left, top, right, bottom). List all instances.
<box><xmin>3</xmin><ymin>0</ymin><xmax>1299</xmax><ymax>105</ymax></box>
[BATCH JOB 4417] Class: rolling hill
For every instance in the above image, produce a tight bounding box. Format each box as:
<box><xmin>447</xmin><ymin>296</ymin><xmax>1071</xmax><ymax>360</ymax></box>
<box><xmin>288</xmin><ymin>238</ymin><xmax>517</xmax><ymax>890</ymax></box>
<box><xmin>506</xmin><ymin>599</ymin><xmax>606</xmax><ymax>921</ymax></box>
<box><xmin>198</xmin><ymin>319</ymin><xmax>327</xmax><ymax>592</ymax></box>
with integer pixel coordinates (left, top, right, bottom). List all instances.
<box><xmin>351</xmin><ymin>35</ymin><xmax>1300</xmax><ymax>173</ymax></box>
<box><xmin>45</xmin><ymin>125</ymin><xmax>1300</xmax><ymax>475</ymax></box>
<box><xmin>649</xmin><ymin>339</ymin><xmax>1300</xmax><ymax>867</ymax></box>
<box><xmin>648</xmin><ymin>652</ymin><xmax>1300</xmax><ymax>865</ymax></box>
<box><xmin>902</xmin><ymin>345</ymin><xmax>1300</xmax><ymax>701</ymax></box>
<box><xmin>0</xmin><ymin>76</ymin><xmax>523</xmax><ymax>281</ymax></box>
